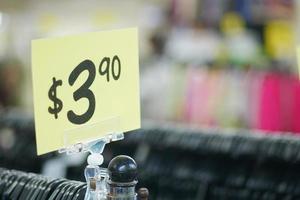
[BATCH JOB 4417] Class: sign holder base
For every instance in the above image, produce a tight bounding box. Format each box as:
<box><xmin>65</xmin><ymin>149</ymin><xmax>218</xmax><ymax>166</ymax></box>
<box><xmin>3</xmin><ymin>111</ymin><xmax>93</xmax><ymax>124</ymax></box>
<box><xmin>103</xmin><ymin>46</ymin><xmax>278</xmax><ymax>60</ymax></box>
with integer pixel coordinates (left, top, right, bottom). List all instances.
<box><xmin>58</xmin><ymin>116</ymin><xmax>124</xmax><ymax>200</ymax></box>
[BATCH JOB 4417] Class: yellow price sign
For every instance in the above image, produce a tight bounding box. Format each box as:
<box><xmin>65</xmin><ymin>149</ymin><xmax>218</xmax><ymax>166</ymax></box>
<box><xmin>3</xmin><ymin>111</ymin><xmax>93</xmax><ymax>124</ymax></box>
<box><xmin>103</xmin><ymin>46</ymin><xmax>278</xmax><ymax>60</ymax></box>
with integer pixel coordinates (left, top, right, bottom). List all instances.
<box><xmin>32</xmin><ymin>28</ymin><xmax>140</xmax><ymax>155</ymax></box>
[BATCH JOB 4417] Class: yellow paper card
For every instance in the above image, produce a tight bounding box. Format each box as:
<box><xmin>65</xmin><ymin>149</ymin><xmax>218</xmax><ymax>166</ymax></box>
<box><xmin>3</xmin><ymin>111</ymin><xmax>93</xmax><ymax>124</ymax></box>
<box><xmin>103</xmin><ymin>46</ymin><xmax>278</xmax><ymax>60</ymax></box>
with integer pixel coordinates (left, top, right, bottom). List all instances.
<box><xmin>32</xmin><ymin>28</ymin><xmax>140</xmax><ymax>155</ymax></box>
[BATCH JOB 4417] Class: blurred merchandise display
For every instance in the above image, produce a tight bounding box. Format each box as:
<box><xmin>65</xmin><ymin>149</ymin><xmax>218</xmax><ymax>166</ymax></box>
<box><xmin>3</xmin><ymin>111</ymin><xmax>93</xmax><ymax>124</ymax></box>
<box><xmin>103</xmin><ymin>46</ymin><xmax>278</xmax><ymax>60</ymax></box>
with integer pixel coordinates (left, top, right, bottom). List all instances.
<box><xmin>0</xmin><ymin>0</ymin><xmax>299</xmax><ymax>200</ymax></box>
<box><xmin>0</xmin><ymin>168</ymin><xmax>87</xmax><ymax>200</ymax></box>
<box><xmin>0</xmin><ymin>0</ymin><xmax>297</xmax><ymax>125</ymax></box>
<box><xmin>142</xmin><ymin>67</ymin><xmax>300</xmax><ymax>133</ymax></box>
<box><xmin>0</xmin><ymin>111</ymin><xmax>54</xmax><ymax>173</ymax></box>
<box><xmin>2</xmin><ymin>115</ymin><xmax>300</xmax><ymax>199</ymax></box>
<box><xmin>0</xmin><ymin>60</ymin><xmax>23</xmax><ymax>109</ymax></box>
<box><xmin>167</xmin><ymin>0</ymin><xmax>295</xmax><ymax>66</ymax></box>
<box><xmin>121</xmin><ymin>125</ymin><xmax>300</xmax><ymax>199</ymax></box>
<box><xmin>140</xmin><ymin>0</ymin><xmax>298</xmax><ymax>133</ymax></box>
<box><xmin>170</xmin><ymin>0</ymin><xmax>294</xmax><ymax>26</ymax></box>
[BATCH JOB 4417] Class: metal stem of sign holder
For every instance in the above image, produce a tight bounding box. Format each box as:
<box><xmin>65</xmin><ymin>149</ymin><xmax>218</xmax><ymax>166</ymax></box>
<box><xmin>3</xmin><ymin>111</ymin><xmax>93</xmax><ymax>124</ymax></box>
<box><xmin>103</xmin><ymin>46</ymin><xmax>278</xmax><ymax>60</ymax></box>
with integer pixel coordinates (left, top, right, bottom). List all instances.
<box><xmin>58</xmin><ymin>117</ymin><xmax>124</xmax><ymax>200</ymax></box>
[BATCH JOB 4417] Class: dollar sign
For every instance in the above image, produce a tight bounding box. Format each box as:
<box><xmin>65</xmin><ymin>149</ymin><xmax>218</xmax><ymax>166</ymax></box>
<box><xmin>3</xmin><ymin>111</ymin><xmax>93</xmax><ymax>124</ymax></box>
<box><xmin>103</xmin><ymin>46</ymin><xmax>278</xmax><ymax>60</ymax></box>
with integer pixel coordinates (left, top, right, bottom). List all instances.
<box><xmin>48</xmin><ymin>77</ymin><xmax>63</xmax><ymax>119</ymax></box>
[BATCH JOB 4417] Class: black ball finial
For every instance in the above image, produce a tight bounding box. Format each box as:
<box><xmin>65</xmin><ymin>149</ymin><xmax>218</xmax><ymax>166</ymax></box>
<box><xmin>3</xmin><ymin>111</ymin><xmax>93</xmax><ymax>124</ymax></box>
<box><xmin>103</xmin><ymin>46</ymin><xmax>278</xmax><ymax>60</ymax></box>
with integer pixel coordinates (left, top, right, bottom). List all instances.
<box><xmin>108</xmin><ymin>155</ymin><xmax>137</xmax><ymax>183</ymax></box>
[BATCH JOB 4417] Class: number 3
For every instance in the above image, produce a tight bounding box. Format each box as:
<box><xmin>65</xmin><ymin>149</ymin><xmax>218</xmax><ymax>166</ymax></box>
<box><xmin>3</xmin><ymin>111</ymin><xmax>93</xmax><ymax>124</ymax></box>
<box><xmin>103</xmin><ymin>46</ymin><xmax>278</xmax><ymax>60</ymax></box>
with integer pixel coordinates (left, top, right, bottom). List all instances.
<box><xmin>67</xmin><ymin>60</ymin><xmax>96</xmax><ymax>125</ymax></box>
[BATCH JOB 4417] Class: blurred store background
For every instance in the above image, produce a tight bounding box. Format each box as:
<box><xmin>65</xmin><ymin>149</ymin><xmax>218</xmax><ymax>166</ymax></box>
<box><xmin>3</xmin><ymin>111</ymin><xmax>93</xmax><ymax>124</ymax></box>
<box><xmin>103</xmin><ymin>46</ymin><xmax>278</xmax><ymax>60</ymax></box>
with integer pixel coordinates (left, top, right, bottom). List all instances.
<box><xmin>0</xmin><ymin>0</ymin><xmax>299</xmax><ymax>133</ymax></box>
<box><xmin>1</xmin><ymin>0</ymin><xmax>300</xmax><ymax>199</ymax></box>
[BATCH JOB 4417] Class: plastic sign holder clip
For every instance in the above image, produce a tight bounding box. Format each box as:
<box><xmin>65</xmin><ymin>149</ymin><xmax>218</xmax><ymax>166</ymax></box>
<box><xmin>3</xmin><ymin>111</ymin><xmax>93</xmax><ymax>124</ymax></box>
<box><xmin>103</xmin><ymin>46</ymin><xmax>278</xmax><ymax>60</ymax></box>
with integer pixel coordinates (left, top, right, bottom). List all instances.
<box><xmin>58</xmin><ymin>132</ymin><xmax>124</xmax><ymax>155</ymax></box>
<box><xmin>58</xmin><ymin>117</ymin><xmax>124</xmax><ymax>200</ymax></box>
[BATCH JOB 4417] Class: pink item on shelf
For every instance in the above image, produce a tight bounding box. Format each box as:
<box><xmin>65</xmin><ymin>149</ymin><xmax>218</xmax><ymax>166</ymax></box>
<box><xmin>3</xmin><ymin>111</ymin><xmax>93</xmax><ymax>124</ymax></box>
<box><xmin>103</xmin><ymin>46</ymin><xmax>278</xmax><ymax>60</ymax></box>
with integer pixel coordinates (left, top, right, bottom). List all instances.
<box><xmin>291</xmin><ymin>77</ymin><xmax>300</xmax><ymax>133</ymax></box>
<box><xmin>191</xmin><ymin>69</ymin><xmax>208</xmax><ymax>125</ymax></box>
<box><xmin>183</xmin><ymin>68</ymin><xmax>197</xmax><ymax>123</ymax></box>
<box><xmin>258</xmin><ymin>73</ymin><xmax>282</xmax><ymax>132</ymax></box>
<box><xmin>188</xmin><ymin>68</ymin><xmax>211</xmax><ymax>125</ymax></box>
<box><xmin>183</xmin><ymin>67</ymin><xmax>213</xmax><ymax>126</ymax></box>
<box><xmin>247</xmin><ymin>71</ymin><xmax>264</xmax><ymax>129</ymax></box>
<box><xmin>205</xmin><ymin>70</ymin><xmax>221</xmax><ymax>126</ymax></box>
<box><xmin>279</xmin><ymin>74</ymin><xmax>294</xmax><ymax>132</ymax></box>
